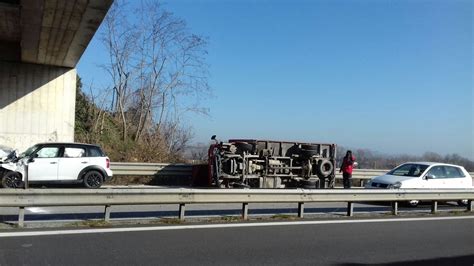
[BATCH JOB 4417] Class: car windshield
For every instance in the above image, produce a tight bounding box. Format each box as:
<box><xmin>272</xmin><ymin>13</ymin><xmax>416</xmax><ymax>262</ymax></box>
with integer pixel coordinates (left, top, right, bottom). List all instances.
<box><xmin>19</xmin><ymin>145</ymin><xmax>39</xmax><ymax>158</ymax></box>
<box><xmin>387</xmin><ymin>163</ymin><xmax>429</xmax><ymax>177</ymax></box>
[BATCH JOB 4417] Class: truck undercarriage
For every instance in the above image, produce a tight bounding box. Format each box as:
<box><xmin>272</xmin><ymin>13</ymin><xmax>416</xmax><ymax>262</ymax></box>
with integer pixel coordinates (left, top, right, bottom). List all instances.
<box><xmin>208</xmin><ymin>138</ymin><xmax>336</xmax><ymax>188</ymax></box>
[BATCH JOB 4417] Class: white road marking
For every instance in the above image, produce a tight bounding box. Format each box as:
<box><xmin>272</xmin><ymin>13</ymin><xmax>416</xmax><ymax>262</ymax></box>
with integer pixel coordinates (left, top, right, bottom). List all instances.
<box><xmin>0</xmin><ymin>215</ymin><xmax>473</xmax><ymax>238</ymax></box>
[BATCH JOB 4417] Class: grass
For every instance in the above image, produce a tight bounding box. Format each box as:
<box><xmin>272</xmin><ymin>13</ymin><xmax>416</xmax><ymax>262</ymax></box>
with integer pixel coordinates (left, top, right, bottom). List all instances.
<box><xmin>160</xmin><ymin>218</ymin><xmax>183</xmax><ymax>224</ymax></box>
<box><xmin>447</xmin><ymin>210</ymin><xmax>470</xmax><ymax>215</ymax></box>
<box><xmin>73</xmin><ymin>220</ymin><xmax>111</xmax><ymax>228</ymax></box>
<box><xmin>270</xmin><ymin>214</ymin><xmax>299</xmax><ymax>220</ymax></box>
<box><xmin>220</xmin><ymin>216</ymin><xmax>242</xmax><ymax>222</ymax></box>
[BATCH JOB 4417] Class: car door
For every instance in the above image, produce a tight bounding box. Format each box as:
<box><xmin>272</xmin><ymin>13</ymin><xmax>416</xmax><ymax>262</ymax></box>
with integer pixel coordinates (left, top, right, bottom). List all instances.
<box><xmin>443</xmin><ymin>166</ymin><xmax>469</xmax><ymax>188</ymax></box>
<box><xmin>58</xmin><ymin>146</ymin><xmax>89</xmax><ymax>180</ymax></box>
<box><xmin>422</xmin><ymin>165</ymin><xmax>449</xmax><ymax>188</ymax></box>
<box><xmin>28</xmin><ymin>146</ymin><xmax>61</xmax><ymax>181</ymax></box>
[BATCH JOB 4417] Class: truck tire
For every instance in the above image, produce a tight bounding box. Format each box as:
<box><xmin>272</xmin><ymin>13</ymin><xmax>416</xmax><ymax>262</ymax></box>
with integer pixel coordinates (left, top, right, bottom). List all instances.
<box><xmin>234</xmin><ymin>142</ymin><xmax>253</xmax><ymax>153</ymax></box>
<box><xmin>302</xmin><ymin>179</ymin><xmax>317</xmax><ymax>189</ymax></box>
<box><xmin>300</xmin><ymin>149</ymin><xmax>318</xmax><ymax>158</ymax></box>
<box><xmin>232</xmin><ymin>182</ymin><xmax>251</xmax><ymax>189</ymax></box>
<box><xmin>316</xmin><ymin>159</ymin><xmax>333</xmax><ymax>178</ymax></box>
<box><xmin>301</xmin><ymin>144</ymin><xmax>318</xmax><ymax>151</ymax></box>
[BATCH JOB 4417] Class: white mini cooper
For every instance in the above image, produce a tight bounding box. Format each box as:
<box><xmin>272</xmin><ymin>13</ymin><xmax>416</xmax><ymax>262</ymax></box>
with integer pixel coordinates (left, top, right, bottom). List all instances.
<box><xmin>0</xmin><ymin>143</ymin><xmax>113</xmax><ymax>189</ymax></box>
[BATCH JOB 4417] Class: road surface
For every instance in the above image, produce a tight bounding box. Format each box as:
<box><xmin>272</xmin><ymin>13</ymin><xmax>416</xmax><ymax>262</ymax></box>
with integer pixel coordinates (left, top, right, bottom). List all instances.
<box><xmin>0</xmin><ymin>216</ymin><xmax>472</xmax><ymax>265</ymax></box>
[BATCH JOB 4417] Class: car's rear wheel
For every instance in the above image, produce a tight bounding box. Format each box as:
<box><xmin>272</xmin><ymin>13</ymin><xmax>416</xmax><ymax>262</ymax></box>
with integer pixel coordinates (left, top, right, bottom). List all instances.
<box><xmin>1</xmin><ymin>172</ymin><xmax>23</xmax><ymax>188</ymax></box>
<box><xmin>83</xmin><ymin>170</ymin><xmax>104</xmax><ymax>189</ymax></box>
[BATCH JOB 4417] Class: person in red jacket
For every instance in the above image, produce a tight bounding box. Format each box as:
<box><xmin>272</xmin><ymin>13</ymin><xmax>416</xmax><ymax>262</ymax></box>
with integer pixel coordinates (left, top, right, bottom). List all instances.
<box><xmin>340</xmin><ymin>150</ymin><xmax>356</xmax><ymax>189</ymax></box>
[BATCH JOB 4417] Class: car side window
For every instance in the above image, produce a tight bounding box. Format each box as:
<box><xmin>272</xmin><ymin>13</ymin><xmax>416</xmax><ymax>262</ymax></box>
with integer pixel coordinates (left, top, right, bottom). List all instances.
<box><xmin>64</xmin><ymin>147</ymin><xmax>86</xmax><ymax>158</ymax></box>
<box><xmin>426</xmin><ymin>166</ymin><xmax>447</xmax><ymax>179</ymax></box>
<box><xmin>88</xmin><ymin>147</ymin><xmax>104</xmax><ymax>157</ymax></box>
<box><xmin>36</xmin><ymin>147</ymin><xmax>60</xmax><ymax>158</ymax></box>
<box><xmin>445</xmin><ymin>166</ymin><xmax>464</xmax><ymax>178</ymax></box>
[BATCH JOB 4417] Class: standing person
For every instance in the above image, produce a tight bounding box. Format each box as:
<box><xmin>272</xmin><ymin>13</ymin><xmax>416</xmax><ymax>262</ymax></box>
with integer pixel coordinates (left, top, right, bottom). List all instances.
<box><xmin>340</xmin><ymin>150</ymin><xmax>356</xmax><ymax>189</ymax></box>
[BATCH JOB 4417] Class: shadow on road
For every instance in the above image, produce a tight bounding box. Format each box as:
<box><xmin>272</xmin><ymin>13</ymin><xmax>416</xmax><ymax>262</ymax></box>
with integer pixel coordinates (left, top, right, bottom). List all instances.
<box><xmin>339</xmin><ymin>254</ymin><xmax>474</xmax><ymax>266</ymax></box>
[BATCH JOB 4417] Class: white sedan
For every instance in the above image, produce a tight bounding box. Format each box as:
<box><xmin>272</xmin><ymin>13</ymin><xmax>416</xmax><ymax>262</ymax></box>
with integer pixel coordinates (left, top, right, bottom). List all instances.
<box><xmin>365</xmin><ymin>162</ymin><xmax>472</xmax><ymax>206</ymax></box>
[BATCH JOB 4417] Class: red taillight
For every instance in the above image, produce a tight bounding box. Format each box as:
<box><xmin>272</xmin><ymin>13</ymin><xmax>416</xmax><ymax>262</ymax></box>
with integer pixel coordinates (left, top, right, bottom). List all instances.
<box><xmin>106</xmin><ymin>158</ymin><xmax>110</xmax><ymax>169</ymax></box>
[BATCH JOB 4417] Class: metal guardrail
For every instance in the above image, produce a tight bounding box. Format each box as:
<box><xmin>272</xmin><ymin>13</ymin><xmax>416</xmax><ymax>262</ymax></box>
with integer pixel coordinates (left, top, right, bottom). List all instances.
<box><xmin>110</xmin><ymin>162</ymin><xmax>192</xmax><ymax>176</ymax></box>
<box><xmin>110</xmin><ymin>162</ymin><xmax>474</xmax><ymax>181</ymax></box>
<box><xmin>1</xmin><ymin>188</ymin><xmax>473</xmax><ymax>227</ymax></box>
<box><xmin>110</xmin><ymin>162</ymin><xmax>390</xmax><ymax>179</ymax></box>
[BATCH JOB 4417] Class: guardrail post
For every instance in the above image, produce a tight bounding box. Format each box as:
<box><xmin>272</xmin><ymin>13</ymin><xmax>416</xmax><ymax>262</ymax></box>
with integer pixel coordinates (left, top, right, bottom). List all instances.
<box><xmin>431</xmin><ymin>201</ymin><xmax>438</xmax><ymax>214</ymax></box>
<box><xmin>242</xmin><ymin>203</ymin><xmax>249</xmax><ymax>220</ymax></box>
<box><xmin>18</xmin><ymin>207</ymin><xmax>25</xmax><ymax>228</ymax></box>
<box><xmin>391</xmin><ymin>202</ymin><xmax>398</xmax><ymax>216</ymax></box>
<box><xmin>298</xmin><ymin>202</ymin><xmax>304</xmax><ymax>218</ymax></box>
<box><xmin>24</xmin><ymin>164</ymin><xmax>29</xmax><ymax>189</ymax></box>
<box><xmin>104</xmin><ymin>205</ymin><xmax>111</xmax><ymax>222</ymax></box>
<box><xmin>347</xmin><ymin>202</ymin><xmax>354</xmax><ymax>217</ymax></box>
<box><xmin>179</xmin><ymin>204</ymin><xmax>186</xmax><ymax>221</ymax></box>
<box><xmin>467</xmin><ymin>200</ymin><xmax>472</xmax><ymax>212</ymax></box>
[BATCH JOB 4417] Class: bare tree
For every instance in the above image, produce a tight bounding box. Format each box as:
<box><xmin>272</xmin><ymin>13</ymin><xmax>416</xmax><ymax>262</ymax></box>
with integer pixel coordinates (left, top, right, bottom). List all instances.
<box><xmin>101</xmin><ymin>1</ymin><xmax>138</xmax><ymax>141</ymax></box>
<box><xmin>100</xmin><ymin>0</ymin><xmax>210</xmax><ymax>148</ymax></box>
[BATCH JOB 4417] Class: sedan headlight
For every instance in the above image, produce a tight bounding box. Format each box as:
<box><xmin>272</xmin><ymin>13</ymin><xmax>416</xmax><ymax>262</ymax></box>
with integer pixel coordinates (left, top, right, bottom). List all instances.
<box><xmin>364</xmin><ymin>179</ymin><xmax>372</xmax><ymax>188</ymax></box>
<box><xmin>388</xmin><ymin>182</ymin><xmax>402</xmax><ymax>189</ymax></box>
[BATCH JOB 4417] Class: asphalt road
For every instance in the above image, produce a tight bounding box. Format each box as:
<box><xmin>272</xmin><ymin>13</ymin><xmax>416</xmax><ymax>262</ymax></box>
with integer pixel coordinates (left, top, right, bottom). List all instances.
<box><xmin>0</xmin><ymin>217</ymin><xmax>472</xmax><ymax>265</ymax></box>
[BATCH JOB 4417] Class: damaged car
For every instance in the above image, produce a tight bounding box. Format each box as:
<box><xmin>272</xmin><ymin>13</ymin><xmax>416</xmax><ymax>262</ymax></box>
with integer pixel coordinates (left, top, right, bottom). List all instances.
<box><xmin>0</xmin><ymin>143</ymin><xmax>113</xmax><ymax>189</ymax></box>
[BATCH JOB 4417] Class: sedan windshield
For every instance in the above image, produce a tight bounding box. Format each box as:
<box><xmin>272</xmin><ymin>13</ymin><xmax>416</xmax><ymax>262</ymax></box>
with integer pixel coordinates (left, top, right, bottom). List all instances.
<box><xmin>387</xmin><ymin>163</ymin><xmax>429</xmax><ymax>177</ymax></box>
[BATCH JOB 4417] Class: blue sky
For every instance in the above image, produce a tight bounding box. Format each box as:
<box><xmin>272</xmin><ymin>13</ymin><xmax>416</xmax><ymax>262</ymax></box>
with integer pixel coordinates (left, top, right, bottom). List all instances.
<box><xmin>77</xmin><ymin>0</ymin><xmax>473</xmax><ymax>159</ymax></box>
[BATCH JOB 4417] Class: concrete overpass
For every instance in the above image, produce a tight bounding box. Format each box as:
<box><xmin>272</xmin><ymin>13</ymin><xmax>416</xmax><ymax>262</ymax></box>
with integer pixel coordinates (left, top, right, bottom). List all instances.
<box><xmin>0</xmin><ymin>0</ymin><xmax>113</xmax><ymax>151</ymax></box>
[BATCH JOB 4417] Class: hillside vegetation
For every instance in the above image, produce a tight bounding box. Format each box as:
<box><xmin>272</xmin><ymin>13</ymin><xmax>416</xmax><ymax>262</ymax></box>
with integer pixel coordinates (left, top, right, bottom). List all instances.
<box><xmin>74</xmin><ymin>1</ymin><xmax>209</xmax><ymax>163</ymax></box>
<box><xmin>75</xmin><ymin>77</ymin><xmax>186</xmax><ymax>163</ymax></box>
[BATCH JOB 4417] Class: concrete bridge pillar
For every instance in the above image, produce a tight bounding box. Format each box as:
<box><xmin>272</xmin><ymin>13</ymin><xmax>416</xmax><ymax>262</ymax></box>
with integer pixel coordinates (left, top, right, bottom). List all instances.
<box><xmin>0</xmin><ymin>61</ymin><xmax>76</xmax><ymax>152</ymax></box>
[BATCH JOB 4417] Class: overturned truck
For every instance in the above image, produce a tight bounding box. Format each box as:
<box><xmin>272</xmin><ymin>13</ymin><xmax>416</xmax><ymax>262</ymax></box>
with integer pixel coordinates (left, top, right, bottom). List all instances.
<box><xmin>208</xmin><ymin>138</ymin><xmax>336</xmax><ymax>188</ymax></box>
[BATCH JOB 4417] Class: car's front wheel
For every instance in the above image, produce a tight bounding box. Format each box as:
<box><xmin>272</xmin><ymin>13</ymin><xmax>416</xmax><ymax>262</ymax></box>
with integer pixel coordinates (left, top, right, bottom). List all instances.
<box><xmin>1</xmin><ymin>172</ymin><xmax>23</xmax><ymax>188</ymax></box>
<box><xmin>407</xmin><ymin>200</ymin><xmax>419</xmax><ymax>207</ymax></box>
<box><xmin>457</xmin><ymin>200</ymin><xmax>469</xmax><ymax>207</ymax></box>
<box><xmin>83</xmin><ymin>170</ymin><xmax>104</xmax><ymax>189</ymax></box>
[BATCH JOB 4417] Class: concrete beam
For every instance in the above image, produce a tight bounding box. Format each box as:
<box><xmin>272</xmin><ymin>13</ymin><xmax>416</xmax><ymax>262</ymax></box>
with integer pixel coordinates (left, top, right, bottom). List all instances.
<box><xmin>0</xmin><ymin>0</ymin><xmax>112</xmax><ymax>67</ymax></box>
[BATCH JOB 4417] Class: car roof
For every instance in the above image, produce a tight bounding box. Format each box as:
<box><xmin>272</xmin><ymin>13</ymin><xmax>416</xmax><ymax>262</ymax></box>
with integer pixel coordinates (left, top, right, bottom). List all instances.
<box><xmin>35</xmin><ymin>142</ymin><xmax>101</xmax><ymax>148</ymax></box>
<box><xmin>402</xmin><ymin>162</ymin><xmax>464</xmax><ymax>168</ymax></box>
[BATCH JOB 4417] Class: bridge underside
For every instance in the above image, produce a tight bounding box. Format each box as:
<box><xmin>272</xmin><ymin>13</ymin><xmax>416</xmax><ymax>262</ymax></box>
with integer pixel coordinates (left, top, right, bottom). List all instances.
<box><xmin>0</xmin><ymin>0</ymin><xmax>112</xmax><ymax>151</ymax></box>
<box><xmin>0</xmin><ymin>0</ymin><xmax>112</xmax><ymax>67</ymax></box>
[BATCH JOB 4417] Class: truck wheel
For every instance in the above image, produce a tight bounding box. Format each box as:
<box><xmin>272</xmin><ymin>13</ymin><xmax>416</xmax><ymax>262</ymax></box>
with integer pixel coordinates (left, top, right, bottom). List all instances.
<box><xmin>302</xmin><ymin>179</ymin><xmax>317</xmax><ymax>189</ymax></box>
<box><xmin>316</xmin><ymin>159</ymin><xmax>333</xmax><ymax>178</ymax></box>
<box><xmin>301</xmin><ymin>144</ymin><xmax>318</xmax><ymax>150</ymax></box>
<box><xmin>300</xmin><ymin>149</ymin><xmax>318</xmax><ymax>158</ymax></box>
<box><xmin>1</xmin><ymin>172</ymin><xmax>23</xmax><ymax>188</ymax></box>
<box><xmin>234</xmin><ymin>142</ymin><xmax>253</xmax><ymax>153</ymax></box>
<box><xmin>232</xmin><ymin>182</ymin><xmax>250</xmax><ymax>189</ymax></box>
